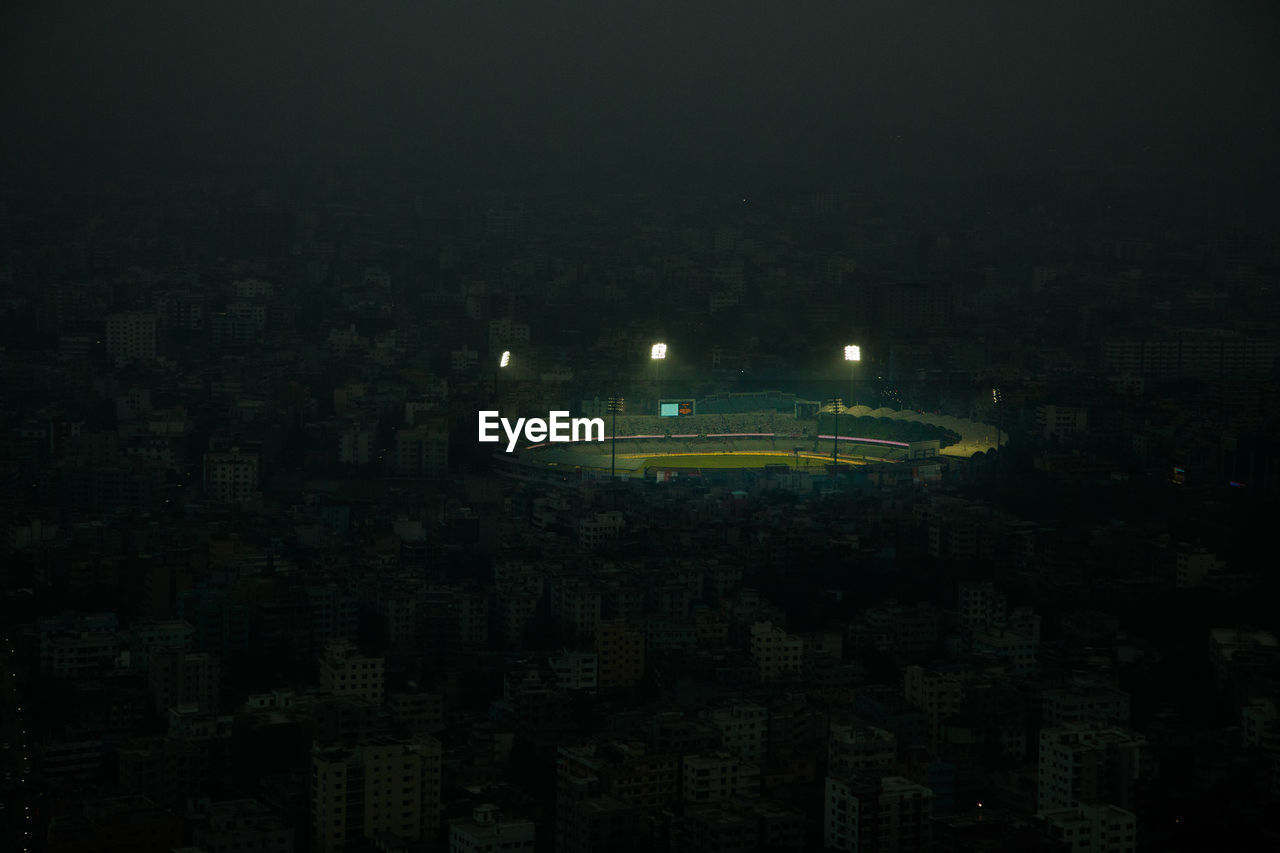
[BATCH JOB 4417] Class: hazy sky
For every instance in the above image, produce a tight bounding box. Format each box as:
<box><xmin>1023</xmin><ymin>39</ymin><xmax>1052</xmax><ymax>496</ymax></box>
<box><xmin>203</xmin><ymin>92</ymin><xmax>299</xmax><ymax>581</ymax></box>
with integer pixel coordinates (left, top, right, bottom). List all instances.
<box><xmin>3</xmin><ymin>0</ymin><xmax>1278</xmax><ymax>191</ymax></box>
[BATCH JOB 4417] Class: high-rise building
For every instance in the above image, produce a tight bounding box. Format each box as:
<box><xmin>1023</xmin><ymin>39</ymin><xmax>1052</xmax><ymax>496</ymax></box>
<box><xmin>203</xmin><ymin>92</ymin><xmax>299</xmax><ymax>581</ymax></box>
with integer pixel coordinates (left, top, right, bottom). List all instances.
<box><xmin>105</xmin><ymin>311</ymin><xmax>157</xmax><ymax>361</ymax></box>
<box><xmin>595</xmin><ymin>620</ymin><xmax>645</xmax><ymax>689</ymax></box>
<box><xmin>45</xmin><ymin>794</ymin><xmax>183</xmax><ymax>853</ymax></box>
<box><xmin>879</xmin><ymin>282</ymin><xmax>950</xmax><ymax>332</ymax></box>
<box><xmin>553</xmin><ymin>580</ymin><xmax>604</xmax><ymax>637</ymax></box>
<box><xmin>388</xmin><ymin>690</ymin><xmax>444</xmax><ymax>734</ymax></box>
<box><xmin>557</xmin><ymin>741</ymin><xmax>679</xmax><ymax>819</ymax></box>
<box><xmin>828</xmin><ymin>722</ymin><xmax>897</xmax><ymax>775</ymax></box>
<box><xmin>1042</xmin><ymin>684</ymin><xmax>1131</xmax><ymax>728</ymax></box>
<box><xmin>972</xmin><ymin>628</ymin><xmax>1038</xmax><ymax>676</ymax></box>
<box><xmin>556</xmin><ymin>741</ymin><xmax>674</xmax><ymax>852</ymax></box>
<box><xmin>128</xmin><ymin>619</ymin><xmax>195</xmax><ymax>671</ymax></box>
<box><xmin>449</xmin><ymin>804</ymin><xmax>535</xmax><ymax>853</ymax></box>
<box><xmin>550</xmin><ymin>650</ymin><xmax>599</xmax><ymax>692</ymax></box>
<box><xmin>1100</xmin><ymin>332</ymin><xmax>1279</xmax><ymax>379</ymax></box>
<box><xmin>556</xmin><ymin>796</ymin><xmax>642</xmax><ymax>853</ymax></box>
<box><xmin>177</xmin><ymin>589</ymin><xmax>252</xmax><ymax>653</ymax></box>
<box><xmin>306</xmin><ymin>583</ymin><xmax>359</xmax><ymax>649</ymax></box>
<box><xmin>210</xmin><ymin>300</ymin><xmax>266</xmax><ymax>348</ymax></box>
<box><xmin>824</xmin><ymin>773</ymin><xmax>933</xmax><ymax>853</ymax></box>
<box><xmin>338</xmin><ymin>423</ymin><xmax>377</xmax><ymax>466</ymax></box>
<box><xmin>450</xmin><ymin>346</ymin><xmax>480</xmax><ymax>373</ymax></box>
<box><xmin>1035</xmin><ymin>404</ymin><xmax>1089</xmax><ymax>440</ymax></box>
<box><xmin>749</xmin><ymin>622</ymin><xmax>802</xmax><ymax>681</ymax></box>
<box><xmin>957</xmin><ymin>581</ymin><xmax>1006</xmax><ymax>632</ymax></box>
<box><xmin>681</xmin><ymin>807</ymin><xmax>757</xmax><ymax>852</ymax></box>
<box><xmin>706</xmin><ymin>702</ymin><xmax>768</xmax><ymax>764</ymax></box>
<box><xmin>318</xmin><ymin>640</ymin><xmax>385</xmax><ymax>704</ymax></box>
<box><xmin>394</xmin><ymin>422</ymin><xmax>449</xmax><ymax>477</ymax></box>
<box><xmin>203</xmin><ymin>449</ymin><xmax>259</xmax><ymax>505</ymax></box>
<box><xmin>578</xmin><ymin>511</ymin><xmax>626</xmax><ymax>549</ymax></box>
<box><xmin>682</xmin><ymin>753</ymin><xmax>761</xmax><ymax>803</ymax></box>
<box><xmin>153</xmin><ymin>289</ymin><xmax>205</xmax><ymax>331</ymax></box>
<box><xmin>1038</xmin><ymin>803</ymin><xmax>1137</xmax><ymax>853</ymax></box>
<box><xmin>148</xmin><ymin>650</ymin><xmax>219</xmax><ymax>713</ymax></box>
<box><xmin>39</xmin><ymin>612</ymin><xmax>120</xmax><ymax>679</ymax></box>
<box><xmin>489</xmin><ymin>317</ymin><xmax>531</xmax><ymax>355</ymax></box>
<box><xmin>1037</xmin><ymin>725</ymin><xmax>1144</xmax><ymax>812</ymax></box>
<box><xmin>1174</xmin><ymin>547</ymin><xmax>1226</xmax><ymax>589</ymax></box>
<box><xmin>902</xmin><ymin>665</ymin><xmax>963</xmax><ymax>748</ymax></box>
<box><xmin>310</xmin><ymin>736</ymin><xmax>443</xmax><ymax>853</ymax></box>
<box><xmin>232</xmin><ymin>278</ymin><xmax>275</xmax><ymax>299</ymax></box>
<box><xmin>191</xmin><ymin>798</ymin><xmax>295</xmax><ymax>853</ymax></box>
<box><xmin>1208</xmin><ymin>628</ymin><xmax>1280</xmax><ymax>691</ymax></box>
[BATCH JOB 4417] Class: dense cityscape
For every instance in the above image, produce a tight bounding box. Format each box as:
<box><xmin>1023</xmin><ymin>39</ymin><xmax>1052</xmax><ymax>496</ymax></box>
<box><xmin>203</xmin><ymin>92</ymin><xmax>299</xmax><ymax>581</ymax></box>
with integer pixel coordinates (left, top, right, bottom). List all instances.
<box><xmin>2</xmin><ymin>2</ymin><xmax>1279</xmax><ymax>852</ymax></box>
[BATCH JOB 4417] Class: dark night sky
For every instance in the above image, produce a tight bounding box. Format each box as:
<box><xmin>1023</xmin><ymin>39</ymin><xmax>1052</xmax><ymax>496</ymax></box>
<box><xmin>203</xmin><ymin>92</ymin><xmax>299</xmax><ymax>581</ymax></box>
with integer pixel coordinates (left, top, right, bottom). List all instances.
<box><xmin>3</xmin><ymin>0</ymin><xmax>1278</xmax><ymax>193</ymax></box>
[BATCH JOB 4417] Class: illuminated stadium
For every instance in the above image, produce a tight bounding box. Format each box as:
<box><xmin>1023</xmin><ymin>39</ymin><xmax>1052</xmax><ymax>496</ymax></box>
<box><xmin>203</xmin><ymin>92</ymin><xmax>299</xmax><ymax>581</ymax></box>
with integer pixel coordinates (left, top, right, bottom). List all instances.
<box><xmin>496</xmin><ymin>393</ymin><xmax>1004</xmax><ymax>483</ymax></box>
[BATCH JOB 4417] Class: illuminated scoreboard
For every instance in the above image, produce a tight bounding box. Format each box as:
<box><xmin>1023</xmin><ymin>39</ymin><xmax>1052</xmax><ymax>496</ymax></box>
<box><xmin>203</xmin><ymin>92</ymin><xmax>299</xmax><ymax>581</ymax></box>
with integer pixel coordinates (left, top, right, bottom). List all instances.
<box><xmin>660</xmin><ymin>400</ymin><xmax>696</xmax><ymax>417</ymax></box>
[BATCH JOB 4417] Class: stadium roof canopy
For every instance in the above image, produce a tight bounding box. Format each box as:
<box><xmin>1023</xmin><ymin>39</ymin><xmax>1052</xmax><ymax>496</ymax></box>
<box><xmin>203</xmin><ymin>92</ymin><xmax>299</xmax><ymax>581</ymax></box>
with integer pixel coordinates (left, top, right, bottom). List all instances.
<box><xmin>697</xmin><ymin>391</ymin><xmax>804</xmax><ymax>414</ymax></box>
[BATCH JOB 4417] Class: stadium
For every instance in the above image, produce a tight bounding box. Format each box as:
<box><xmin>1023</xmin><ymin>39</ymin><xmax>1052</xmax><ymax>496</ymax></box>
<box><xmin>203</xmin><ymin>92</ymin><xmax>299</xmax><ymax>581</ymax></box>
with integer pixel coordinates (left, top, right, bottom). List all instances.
<box><xmin>495</xmin><ymin>391</ymin><xmax>1003</xmax><ymax>484</ymax></box>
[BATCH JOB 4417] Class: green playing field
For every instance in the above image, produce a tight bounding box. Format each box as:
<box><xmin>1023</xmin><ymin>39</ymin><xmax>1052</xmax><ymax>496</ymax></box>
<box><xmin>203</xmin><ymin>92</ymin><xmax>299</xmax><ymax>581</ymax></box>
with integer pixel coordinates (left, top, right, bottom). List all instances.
<box><xmin>637</xmin><ymin>452</ymin><xmax>849</xmax><ymax>469</ymax></box>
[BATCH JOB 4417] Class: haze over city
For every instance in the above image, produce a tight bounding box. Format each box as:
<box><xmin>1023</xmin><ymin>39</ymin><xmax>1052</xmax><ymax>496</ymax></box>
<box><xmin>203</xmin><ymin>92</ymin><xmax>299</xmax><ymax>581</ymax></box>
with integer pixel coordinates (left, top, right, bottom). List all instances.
<box><xmin>1</xmin><ymin>2</ymin><xmax>1279</xmax><ymax>852</ymax></box>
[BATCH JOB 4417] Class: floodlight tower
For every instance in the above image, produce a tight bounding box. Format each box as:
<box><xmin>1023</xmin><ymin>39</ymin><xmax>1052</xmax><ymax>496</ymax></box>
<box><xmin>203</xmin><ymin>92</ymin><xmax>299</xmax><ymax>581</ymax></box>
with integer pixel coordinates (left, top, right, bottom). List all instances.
<box><xmin>844</xmin><ymin>344</ymin><xmax>861</xmax><ymax>408</ymax></box>
<box><xmin>829</xmin><ymin>397</ymin><xmax>844</xmax><ymax>466</ymax></box>
<box><xmin>607</xmin><ymin>396</ymin><xmax>625</xmax><ymax>480</ymax></box>
<box><xmin>992</xmin><ymin>386</ymin><xmax>1003</xmax><ymax>481</ymax></box>
<box><xmin>827</xmin><ymin>345</ymin><xmax>861</xmax><ymax>470</ymax></box>
<box><xmin>498</xmin><ymin>350</ymin><xmax>511</xmax><ymax>402</ymax></box>
<box><xmin>650</xmin><ymin>342</ymin><xmax>667</xmax><ymax>414</ymax></box>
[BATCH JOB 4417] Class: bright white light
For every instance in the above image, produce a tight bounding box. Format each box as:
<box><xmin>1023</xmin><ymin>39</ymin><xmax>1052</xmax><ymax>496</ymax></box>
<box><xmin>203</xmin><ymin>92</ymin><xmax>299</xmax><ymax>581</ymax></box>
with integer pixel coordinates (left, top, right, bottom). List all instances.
<box><xmin>651</xmin><ymin>343</ymin><xmax>667</xmax><ymax>360</ymax></box>
<box><xmin>499</xmin><ymin>351</ymin><xmax>510</xmax><ymax>368</ymax></box>
<box><xmin>844</xmin><ymin>345</ymin><xmax>861</xmax><ymax>361</ymax></box>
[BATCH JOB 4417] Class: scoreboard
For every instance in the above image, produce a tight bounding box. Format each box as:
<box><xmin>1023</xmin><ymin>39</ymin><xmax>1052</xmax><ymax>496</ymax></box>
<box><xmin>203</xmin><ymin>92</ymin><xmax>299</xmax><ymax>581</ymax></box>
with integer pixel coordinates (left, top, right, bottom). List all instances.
<box><xmin>660</xmin><ymin>400</ymin><xmax>696</xmax><ymax>417</ymax></box>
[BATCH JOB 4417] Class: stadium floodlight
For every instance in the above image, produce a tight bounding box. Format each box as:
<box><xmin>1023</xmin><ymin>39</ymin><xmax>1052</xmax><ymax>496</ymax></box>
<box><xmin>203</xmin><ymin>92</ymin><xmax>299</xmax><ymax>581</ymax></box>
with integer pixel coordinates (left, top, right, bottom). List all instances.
<box><xmin>650</xmin><ymin>343</ymin><xmax>668</xmax><ymax>417</ymax></box>
<box><xmin>844</xmin><ymin>344</ymin><xmax>862</xmax><ymax>412</ymax></box>
<box><xmin>496</xmin><ymin>352</ymin><xmax>512</xmax><ymax>407</ymax></box>
<box><xmin>829</xmin><ymin>397</ymin><xmax>844</xmax><ymax>465</ymax></box>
